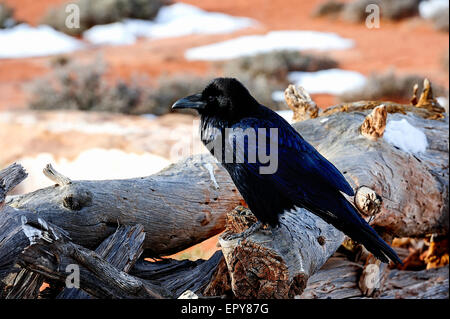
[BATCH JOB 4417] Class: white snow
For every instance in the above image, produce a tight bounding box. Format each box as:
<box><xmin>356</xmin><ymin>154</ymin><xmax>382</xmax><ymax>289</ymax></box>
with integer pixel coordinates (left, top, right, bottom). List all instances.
<box><xmin>17</xmin><ymin>149</ymin><xmax>170</xmax><ymax>193</ymax></box>
<box><xmin>0</xmin><ymin>24</ymin><xmax>84</xmax><ymax>59</ymax></box>
<box><xmin>286</xmin><ymin>69</ymin><xmax>366</xmax><ymax>95</ymax></box>
<box><xmin>271</xmin><ymin>69</ymin><xmax>366</xmax><ymax>101</ymax></box>
<box><xmin>83</xmin><ymin>3</ymin><xmax>255</xmax><ymax>45</ymax></box>
<box><xmin>276</xmin><ymin>110</ymin><xmax>294</xmax><ymax>124</ymax></box>
<box><xmin>419</xmin><ymin>0</ymin><xmax>449</xmax><ymax>19</ymax></box>
<box><xmin>436</xmin><ymin>96</ymin><xmax>449</xmax><ymax>111</ymax></box>
<box><xmin>185</xmin><ymin>31</ymin><xmax>354</xmax><ymax>61</ymax></box>
<box><xmin>83</xmin><ymin>22</ymin><xmax>137</xmax><ymax>45</ymax></box>
<box><xmin>383</xmin><ymin>119</ymin><xmax>428</xmax><ymax>154</ymax></box>
<box><xmin>271</xmin><ymin>91</ymin><xmax>285</xmax><ymax>103</ymax></box>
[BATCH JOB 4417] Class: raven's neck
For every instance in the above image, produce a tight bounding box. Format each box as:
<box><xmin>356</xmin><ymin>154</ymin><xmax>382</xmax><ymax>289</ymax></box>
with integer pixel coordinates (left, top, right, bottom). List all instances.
<box><xmin>200</xmin><ymin>114</ymin><xmax>232</xmax><ymax>163</ymax></box>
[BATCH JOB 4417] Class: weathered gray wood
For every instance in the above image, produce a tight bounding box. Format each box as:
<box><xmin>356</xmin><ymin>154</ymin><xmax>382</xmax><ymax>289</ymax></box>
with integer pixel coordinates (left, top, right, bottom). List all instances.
<box><xmin>0</xmin><ymin>93</ymin><xmax>447</xmax><ymax>299</ymax></box>
<box><xmin>218</xmin><ymin>206</ymin><xmax>344</xmax><ymax>298</ymax></box>
<box><xmin>299</xmin><ymin>253</ymin><xmax>364</xmax><ymax>299</ymax></box>
<box><xmin>130</xmin><ymin>250</ymin><xmax>223</xmax><ymax>298</ymax></box>
<box><xmin>294</xmin><ymin>111</ymin><xmax>449</xmax><ymax>237</ymax></box>
<box><xmin>0</xmin><ymin>163</ymin><xmax>27</xmax><ymax>206</ymax></box>
<box><xmin>58</xmin><ymin>224</ymin><xmax>146</xmax><ymax>299</ymax></box>
<box><xmin>284</xmin><ymin>84</ymin><xmax>319</xmax><ymax>122</ymax></box>
<box><xmin>300</xmin><ymin>253</ymin><xmax>449</xmax><ymax>299</ymax></box>
<box><xmin>379</xmin><ymin>265</ymin><xmax>449</xmax><ymax>299</ymax></box>
<box><xmin>5</xmin><ymin>154</ymin><xmax>240</xmax><ymax>255</ymax></box>
<box><xmin>17</xmin><ymin>218</ymin><xmax>169</xmax><ymax>299</ymax></box>
<box><xmin>5</xmin><ymin>268</ymin><xmax>44</xmax><ymax>299</ymax></box>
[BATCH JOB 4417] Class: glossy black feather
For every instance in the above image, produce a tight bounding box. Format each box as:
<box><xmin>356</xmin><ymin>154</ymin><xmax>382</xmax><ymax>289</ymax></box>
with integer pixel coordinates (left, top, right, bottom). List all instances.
<box><xmin>178</xmin><ymin>78</ymin><xmax>401</xmax><ymax>264</ymax></box>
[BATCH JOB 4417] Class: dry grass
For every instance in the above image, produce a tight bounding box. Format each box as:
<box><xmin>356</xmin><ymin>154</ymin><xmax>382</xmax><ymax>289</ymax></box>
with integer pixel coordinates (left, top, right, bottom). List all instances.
<box><xmin>313</xmin><ymin>0</ymin><xmax>421</xmax><ymax>22</ymax></box>
<box><xmin>42</xmin><ymin>0</ymin><xmax>172</xmax><ymax>36</ymax></box>
<box><xmin>28</xmin><ymin>57</ymin><xmax>211</xmax><ymax>116</ymax></box>
<box><xmin>0</xmin><ymin>2</ymin><xmax>15</xmax><ymax>29</ymax></box>
<box><xmin>339</xmin><ymin>70</ymin><xmax>448</xmax><ymax>103</ymax></box>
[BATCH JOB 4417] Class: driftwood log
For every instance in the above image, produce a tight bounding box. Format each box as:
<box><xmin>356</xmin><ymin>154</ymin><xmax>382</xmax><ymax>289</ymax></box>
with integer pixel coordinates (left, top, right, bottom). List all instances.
<box><xmin>0</xmin><ymin>79</ymin><xmax>448</xmax><ymax>298</ymax></box>
<box><xmin>218</xmin><ymin>206</ymin><xmax>343</xmax><ymax>298</ymax></box>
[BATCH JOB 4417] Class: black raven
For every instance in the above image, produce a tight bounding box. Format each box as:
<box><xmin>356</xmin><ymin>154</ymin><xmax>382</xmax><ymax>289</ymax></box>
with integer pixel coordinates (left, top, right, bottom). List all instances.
<box><xmin>173</xmin><ymin>77</ymin><xmax>401</xmax><ymax>264</ymax></box>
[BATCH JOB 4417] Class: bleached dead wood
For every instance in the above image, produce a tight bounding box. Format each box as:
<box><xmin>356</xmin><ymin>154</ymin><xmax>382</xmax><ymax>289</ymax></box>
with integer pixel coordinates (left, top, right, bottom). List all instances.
<box><xmin>360</xmin><ymin>104</ymin><xmax>387</xmax><ymax>140</ymax></box>
<box><xmin>130</xmin><ymin>250</ymin><xmax>223</xmax><ymax>298</ymax></box>
<box><xmin>1</xmin><ymin>154</ymin><xmax>240</xmax><ymax>262</ymax></box>
<box><xmin>0</xmin><ymin>163</ymin><xmax>27</xmax><ymax>208</ymax></box>
<box><xmin>299</xmin><ymin>253</ymin><xmax>448</xmax><ymax>299</ymax></box>
<box><xmin>294</xmin><ymin>110</ymin><xmax>448</xmax><ymax>238</ymax></box>
<box><xmin>284</xmin><ymin>84</ymin><xmax>319</xmax><ymax>122</ymax></box>
<box><xmin>5</xmin><ymin>269</ymin><xmax>44</xmax><ymax>299</ymax></box>
<box><xmin>218</xmin><ymin>206</ymin><xmax>344</xmax><ymax>298</ymax></box>
<box><xmin>17</xmin><ymin>219</ymin><xmax>169</xmax><ymax>299</ymax></box>
<box><xmin>0</xmin><ymin>79</ymin><xmax>448</xmax><ymax>299</ymax></box>
<box><xmin>57</xmin><ymin>224</ymin><xmax>147</xmax><ymax>299</ymax></box>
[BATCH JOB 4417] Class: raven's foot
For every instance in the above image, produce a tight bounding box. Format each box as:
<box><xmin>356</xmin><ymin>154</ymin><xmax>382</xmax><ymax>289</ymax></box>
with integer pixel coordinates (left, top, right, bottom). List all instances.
<box><xmin>259</xmin><ymin>223</ymin><xmax>273</xmax><ymax>236</ymax></box>
<box><xmin>227</xmin><ymin>221</ymin><xmax>272</xmax><ymax>240</ymax></box>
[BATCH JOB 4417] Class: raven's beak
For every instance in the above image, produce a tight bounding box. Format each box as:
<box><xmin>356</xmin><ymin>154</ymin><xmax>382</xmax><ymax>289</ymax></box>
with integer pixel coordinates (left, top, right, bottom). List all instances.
<box><xmin>172</xmin><ymin>93</ymin><xmax>206</xmax><ymax>110</ymax></box>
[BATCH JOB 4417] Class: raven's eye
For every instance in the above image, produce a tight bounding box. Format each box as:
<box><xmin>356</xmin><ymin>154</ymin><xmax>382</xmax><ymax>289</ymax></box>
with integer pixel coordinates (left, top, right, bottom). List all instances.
<box><xmin>207</xmin><ymin>96</ymin><xmax>215</xmax><ymax>103</ymax></box>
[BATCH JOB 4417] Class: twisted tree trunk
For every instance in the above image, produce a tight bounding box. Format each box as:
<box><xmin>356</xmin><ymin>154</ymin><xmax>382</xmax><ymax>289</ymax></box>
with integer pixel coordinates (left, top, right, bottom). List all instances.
<box><xmin>0</xmin><ymin>81</ymin><xmax>447</xmax><ymax>298</ymax></box>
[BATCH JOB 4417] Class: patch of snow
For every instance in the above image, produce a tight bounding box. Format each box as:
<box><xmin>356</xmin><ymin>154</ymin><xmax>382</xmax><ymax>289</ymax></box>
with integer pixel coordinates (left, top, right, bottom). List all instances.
<box><xmin>419</xmin><ymin>0</ymin><xmax>449</xmax><ymax>19</ymax></box>
<box><xmin>276</xmin><ymin>110</ymin><xmax>294</xmax><ymax>124</ymax></box>
<box><xmin>83</xmin><ymin>3</ymin><xmax>255</xmax><ymax>45</ymax></box>
<box><xmin>271</xmin><ymin>91</ymin><xmax>285</xmax><ymax>103</ymax></box>
<box><xmin>83</xmin><ymin>22</ymin><xmax>138</xmax><ymax>45</ymax></box>
<box><xmin>383</xmin><ymin>119</ymin><xmax>428</xmax><ymax>154</ymax></box>
<box><xmin>271</xmin><ymin>69</ymin><xmax>366</xmax><ymax>100</ymax></box>
<box><xmin>185</xmin><ymin>31</ymin><xmax>354</xmax><ymax>61</ymax></box>
<box><xmin>141</xmin><ymin>114</ymin><xmax>158</xmax><ymax>121</ymax></box>
<box><xmin>286</xmin><ymin>69</ymin><xmax>366</xmax><ymax>95</ymax></box>
<box><xmin>320</xmin><ymin>117</ymin><xmax>329</xmax><ymax>123</ymax></box>
<box><xmin>0</xmin><ymin>24</ymin><xmax>84</xmax><ymax>59</ymax></box>
<box><xmin>17</xmin><ymin>149</ymin><xmax>170</xmax><ymax>193</ymax></box>
<box><xmin>437</xmin><ymin>96</ymin><xmax>449</xmax><ymax>111</ymax></box>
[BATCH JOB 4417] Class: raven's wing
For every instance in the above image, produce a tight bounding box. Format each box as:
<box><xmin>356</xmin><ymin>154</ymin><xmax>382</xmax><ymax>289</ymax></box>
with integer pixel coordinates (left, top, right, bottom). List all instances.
<box><xmin>228</xmin><ymin>117</ymin><xmax>402</xmax><ymax>264</ymax></box>
<box><xmin>229</xmin><ymin>117</ymin><xmax>354</xmax><ymax>197</ymax></box>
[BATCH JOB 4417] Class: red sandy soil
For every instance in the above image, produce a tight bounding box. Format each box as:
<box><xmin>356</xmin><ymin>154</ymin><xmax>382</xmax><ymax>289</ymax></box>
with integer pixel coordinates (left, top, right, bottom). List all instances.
<box><xmin>0</xmin><ymin>0</ymin><xmax>448</xmax><ymax>110</ymax></box>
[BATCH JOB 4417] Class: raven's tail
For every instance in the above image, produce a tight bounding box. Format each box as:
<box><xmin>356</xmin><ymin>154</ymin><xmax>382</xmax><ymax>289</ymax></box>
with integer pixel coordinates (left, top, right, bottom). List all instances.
<box><xmin>313</xmin><ymin>195</ymin><xmax>402</xmax><ymax>264</ymax></box>
<box><xmin>340</xmin><ymin>199</ymin><xmax>402</xmax><ymax>264</ymax></box>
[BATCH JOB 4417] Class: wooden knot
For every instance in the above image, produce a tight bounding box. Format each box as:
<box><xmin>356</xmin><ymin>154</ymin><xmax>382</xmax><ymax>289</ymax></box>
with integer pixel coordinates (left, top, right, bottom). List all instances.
<box><xmin>360</xmin><ymin>104</ymin><xmax>387</xmax><ymax>140</ymax></box>
<box><xmin>197</xmin><ymin>211</ymin><xmax>211</xmax><ymax>226</ymax></box>
<box><xmin>62</xmin><ymin>187</ymin><xmax>92</xmax><ymax>211</ymax></box>
<box><xmin>354</xmin><ymin>186</ymin><xmax>382</xmax><ymax>217</ymax></box>
<box><xmin>284</xmin><ymin>84</ymin><xmax>319</xmax><ymax>123</ymax></box>
<box><xmin>317</xmin><ymin>236</ymin><xmax>326</xmax><ymax>246</ymax></box>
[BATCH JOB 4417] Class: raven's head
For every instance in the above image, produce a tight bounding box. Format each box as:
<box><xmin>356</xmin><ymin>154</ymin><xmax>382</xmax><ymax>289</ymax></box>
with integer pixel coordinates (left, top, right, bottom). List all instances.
<box><xmin>172</xmin><ymin>77</ymin><xmax>259</xmax><ymax>121</ymax></box>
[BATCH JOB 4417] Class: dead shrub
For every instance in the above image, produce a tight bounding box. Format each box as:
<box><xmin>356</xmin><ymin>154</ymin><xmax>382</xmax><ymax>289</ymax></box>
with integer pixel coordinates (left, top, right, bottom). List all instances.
<box><xmin>339</xmin><ymin>70</ymin><xmax>448</xmax><ymax>103</ymax></box>
<box><xmin>42</xmin><ymin>0</ymin><xmax>172</xmax><ymax>36</ymax></box>
<box><xmin>314</xmin><ymin>0</ymin><xmax>421</xmax><ymax>23</ymax></box>
<box><xmin>0</xmin><ymin>2</ymin><xmax>15</xmax><ymax>29</ymax></box>
<box><xmin>28</xmin><ymin>58</ymin><xmax>212</xmax><ymax>115</ymax></box>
